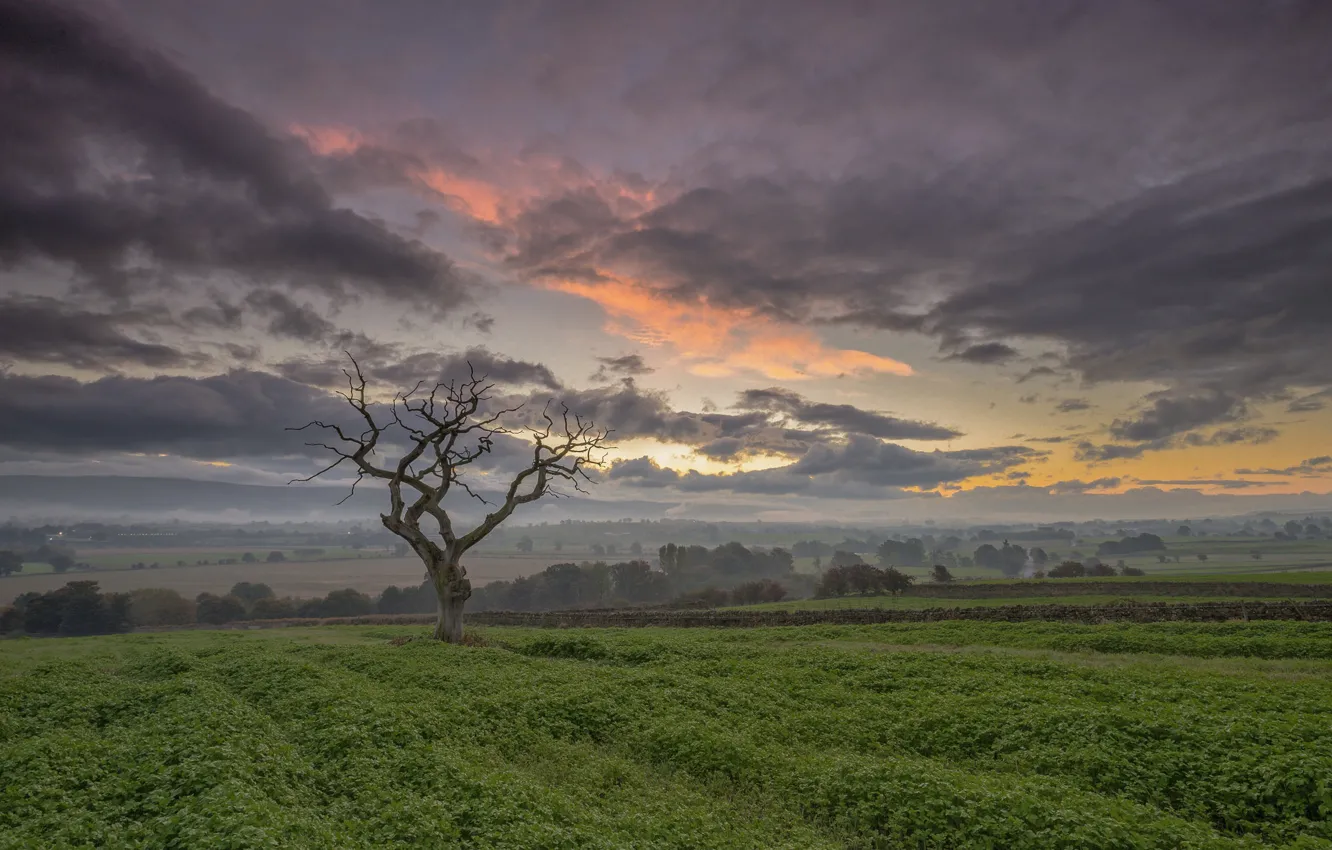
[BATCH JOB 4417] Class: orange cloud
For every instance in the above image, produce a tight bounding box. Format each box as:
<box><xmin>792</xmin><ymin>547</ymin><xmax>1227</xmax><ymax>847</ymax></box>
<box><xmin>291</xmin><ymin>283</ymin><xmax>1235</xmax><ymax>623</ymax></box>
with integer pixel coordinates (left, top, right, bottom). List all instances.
<box><xmin>411</xmin><ymin>167</ymin><xmax>505</xmax><ymax>224</ymax></box>
<box><xmin>548</xmin><ymin>276</ymin><xmax>912</xmax><ymax>380</ymax></box>
<box><xmin>289</xmin><ymin>123</ymin><xmax>364</xmax><ymax>156</ymax></box>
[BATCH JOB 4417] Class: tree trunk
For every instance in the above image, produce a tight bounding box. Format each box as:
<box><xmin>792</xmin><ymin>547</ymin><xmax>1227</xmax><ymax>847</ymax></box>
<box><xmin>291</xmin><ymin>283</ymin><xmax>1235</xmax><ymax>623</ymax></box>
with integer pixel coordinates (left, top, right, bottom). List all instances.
<box><xmin>429</xmin><ymin>558</ymin><xmax>471</xmax><ymax>644</ymax></box>
<box><xmin>435</xmin><ymin>593</ymin><xmax>465</xmax><ymax>643</ymax></box>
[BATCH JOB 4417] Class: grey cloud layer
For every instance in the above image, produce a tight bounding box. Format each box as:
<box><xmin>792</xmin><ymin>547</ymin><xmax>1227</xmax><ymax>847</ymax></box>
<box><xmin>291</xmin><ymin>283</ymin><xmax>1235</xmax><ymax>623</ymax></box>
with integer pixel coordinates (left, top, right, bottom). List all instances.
<box><xmin>0</xmin><ymin>0</ymin><xmax>462</xmax><ymax>311</ymax></box>
<box><xmin>606</xmin><ymin>436</ymin><xmax>1041</xmax><ymax>499</ymax></box>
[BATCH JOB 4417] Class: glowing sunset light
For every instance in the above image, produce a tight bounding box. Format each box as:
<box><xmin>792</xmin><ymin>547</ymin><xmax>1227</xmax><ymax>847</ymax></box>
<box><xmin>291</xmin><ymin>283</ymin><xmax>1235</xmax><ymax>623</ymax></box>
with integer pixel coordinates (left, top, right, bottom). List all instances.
<box><xmin>548</xmin><ymin>276</ymin><xmax>912</xmax><ymax>380</ymax></box>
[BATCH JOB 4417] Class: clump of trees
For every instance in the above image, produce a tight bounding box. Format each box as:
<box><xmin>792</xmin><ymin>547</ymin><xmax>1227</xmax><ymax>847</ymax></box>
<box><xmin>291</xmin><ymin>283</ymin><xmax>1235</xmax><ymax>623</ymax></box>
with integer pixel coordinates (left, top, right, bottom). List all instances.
<box><xmin>1097</xmin><ymin>533</ymin><xmax>1165</xmax><ymax>556</ymax></box>
<box><xmin>668</xmin><ymin>579</ymin><xmax>788</xmax><ymax>608</ymax></box>
<box><xmin>0</xmin><ymin>544</ymin><xmax>82</xmax><ymax>576</ymax></box>
<box><xmin>2</xmin><ymin>581</ymin><xmax>131</xmax><ymax>635</ymax></box>
<box><xmin>973</xmin><ymin>541</ymin><xmax>1031</xmax><ymax>577</ymax></box>
<box><xmin>876</xmin><ymin>538</ymin><xmax>926</xmax><ymax>567</ymax></box>
<box><xmin>815</xmin><ymin>562</ymin><xmax>914</xmax><ymax>597</ymax></box>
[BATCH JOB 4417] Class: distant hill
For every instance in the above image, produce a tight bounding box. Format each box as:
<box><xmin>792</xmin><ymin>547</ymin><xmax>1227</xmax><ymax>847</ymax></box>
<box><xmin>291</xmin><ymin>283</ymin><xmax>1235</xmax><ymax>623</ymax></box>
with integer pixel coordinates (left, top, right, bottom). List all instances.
<box><xmin>0</xmin><ymin>475</ymin><xmax>668</xmax><ymax>522</ymax></box>
<box><xmin>0</xmin><ymin>475</ymin><xmax>380</xmax><ymax>520</ymax></box>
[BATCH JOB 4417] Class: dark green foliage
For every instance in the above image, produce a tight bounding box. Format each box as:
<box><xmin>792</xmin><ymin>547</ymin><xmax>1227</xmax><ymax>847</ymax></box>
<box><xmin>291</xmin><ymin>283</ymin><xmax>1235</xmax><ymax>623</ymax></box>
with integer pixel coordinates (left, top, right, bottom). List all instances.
<box><xmin>195</xmin><ymin>592</ymin><xmax>247</xmax><ymax>624</ymax></box>
<box><xmin>475</xmin><ymin>542</ymin><xmax>797</xmax><ymax>612</ymax></box>
<box><xmin>377</xmin><ymin>582</ymin><xmax>436</xmax><ymax>615</ymax></box>
<box><xmin>930</xmin><ymin>564</ymin><xmax>955</xmax><ymax>583</ymax></box>
<box><xmin>303</xmin><ymin>588</ymin><xmax>375</xmax><ymax>618</ymax></box>
<box><xmin>0</xmin><ymin>549</ymin><xmax>21</xmax><ymax>576</ymax></box>
<box><xmin>974</xmin><ymin>541</ymin><xmax>1029</xmax><ymax>577</ymax></box>
<box><xmin>250</xmin><ymin>596</ymin><xmax>300</xmax><ymax>619</ymax></box>
<box><xmin>1099</xmin><ymin>534</ymin><xmax>1167</xmax><ymax>556</ymax></box>
<box><xmin>128</xmin><ymin>588</ymin><xmax>196</xmax><ymax>627</ymax></box>
<box><xmin>5</xmin><ymin>581</ymin><xmax>131</xmax><ymax>635</ymax></box>
<box><xmin>2</xmin><ymin>623</ymin><xmax>1331</xmax><ymax>847</ymax></box>
<box><xmin>229</xmin><ymin>582</ymin><xmax>275</xmax><ymax>603</ymax></box>
<box><xmin>816</xmin><ymin>563</ymin><xmax>914</xmax><ymax>597</ymax></box>
<box><xmin>1049</xmin><ymin>560</ymin><xmax>1087</xmax><ymax>578</ymax></box>
<box><xmin>876</xmin><ymin>537</ymin><xmax>926</xmax><ymax>566</ymax></box>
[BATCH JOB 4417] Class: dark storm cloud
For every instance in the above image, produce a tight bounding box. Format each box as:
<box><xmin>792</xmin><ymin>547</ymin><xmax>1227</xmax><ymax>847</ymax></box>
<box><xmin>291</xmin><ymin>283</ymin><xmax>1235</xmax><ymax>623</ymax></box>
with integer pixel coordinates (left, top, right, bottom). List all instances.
<box><xmin>1054</xmin><ymin>398</ymin><xmax>1093</xmax><ymax>414</ymax></box>
<box><xmin>1108</xmin><ymin>390</ymin><xmax>1246</xmax><ymax>442</ymax></box>
<box><xmin>948</xmin><ymin>342</ymin><xmax>1019</xmax><ymax>365</ymax></box>
<box><xmin>1134</xmin><ymin>478</ymin><xmax>1269</xmax><ymax>490</ymax></box>
<box><xmin>0</xmin><ymin>296</ymin><xmax>202</xmax><ymax>370</ymax></box>
<box><xmin>1183</xmin><ymin>427</ymin><xmax>1279</xmax><ymax>447</ymax></box>
<box><xmin>1073</xmin><ymin>441</ymin><xmax>1154</xmax><ymax>463</ymax></box>
<box><xmin>274</xmin><ymin>347</ymin><xmax>564</xmax><ymax>392</ymax></box>
<box><xmin>1235</xmin><ymin>456</ymin><xmax>1332</xmax><ymax>476</ymax></box>
<box><xmin>734</xmin><ymin>387</ymin><xmax>962</xmax><ymax>440</ymax></box>
<box><xmin>0</xmin><ymin>370</ymin><xmax>350</xmax><ymax>457</ymax></box>
<box><xmin>606</xmin><ymin>437</ymin><xmax>1042</xmax><ymax>498</ymax></box>
<box><xmin>0</xmin><ymin>0</ymin><xmax>463</xmax><ymax>309</ymax></box>
<box><xmin>464</xmin><ymin>0</ymin><xmax>1332</xmax><ymax>414</ymax></box>
<box><xmin>1049</xmin><ymin>478</ymin><xmax>1122</xmax><ymax>494</ymax></box>
<box><xmin>589</xmin><ymin>353</ymin><xmax>654</xmax><ymax>382</ymax></box>
<box><xmin>244</xmin><ymin>290</ymin><xmax>338</xmax><ymax>343</ymax></box>
<box><xmin>1286</xmin><ymin>390</ymin><xmax>1331</xmax><ymax>413</ymax></box>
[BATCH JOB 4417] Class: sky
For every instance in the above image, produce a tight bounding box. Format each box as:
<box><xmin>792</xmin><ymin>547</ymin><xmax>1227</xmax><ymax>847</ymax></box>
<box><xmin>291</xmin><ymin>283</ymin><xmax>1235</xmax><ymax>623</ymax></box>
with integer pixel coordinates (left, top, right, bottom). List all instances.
<box><xmin>1</xmin><ymin>0</ymin><xmax>1331</xmax><ymax>523</ymax></box>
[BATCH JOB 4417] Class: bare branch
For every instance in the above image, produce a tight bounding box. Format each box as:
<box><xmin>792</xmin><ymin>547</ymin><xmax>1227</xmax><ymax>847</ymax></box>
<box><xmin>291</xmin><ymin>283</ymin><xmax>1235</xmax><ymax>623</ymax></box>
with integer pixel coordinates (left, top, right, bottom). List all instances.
<box><xmin>289</xmin><ymin>353</ymin><xmax>608</xmax><ymax>562</ymax></box>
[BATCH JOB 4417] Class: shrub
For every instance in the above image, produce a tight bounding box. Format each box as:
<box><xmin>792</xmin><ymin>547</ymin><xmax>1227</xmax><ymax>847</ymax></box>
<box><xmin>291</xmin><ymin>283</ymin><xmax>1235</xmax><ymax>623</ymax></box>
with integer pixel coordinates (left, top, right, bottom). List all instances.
<box><xmin>729</xmin><ymin>579</ymin><xmax>787</xmax><ymax>606</ymax></box>
<box><xmin>129</xmin><ymin>588</ymin><xmax>196</xmax><ymax>627</ymax></box>
<box><xmin>229</xmin><ymin>582</ymin><xmax>275</xmax><ymax>604</ymax></box>
<box><xmin>195</xmin><ymin>593</ymin><xmax>247</xmax><ymax>625</ymax></box>
<box><xmin>250</xmin><ymin>596</ymin><xmax>299</xmax><ymax>619</ymax></box>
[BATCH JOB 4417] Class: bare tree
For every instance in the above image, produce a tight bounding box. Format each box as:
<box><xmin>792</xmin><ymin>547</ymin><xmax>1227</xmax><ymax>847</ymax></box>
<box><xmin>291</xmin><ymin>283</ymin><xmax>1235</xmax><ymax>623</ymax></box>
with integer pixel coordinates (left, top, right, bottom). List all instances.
<box><xmin>291</xmin><ymin>356</ymin><xmax>610</xmax><ymax>642</ymax></box>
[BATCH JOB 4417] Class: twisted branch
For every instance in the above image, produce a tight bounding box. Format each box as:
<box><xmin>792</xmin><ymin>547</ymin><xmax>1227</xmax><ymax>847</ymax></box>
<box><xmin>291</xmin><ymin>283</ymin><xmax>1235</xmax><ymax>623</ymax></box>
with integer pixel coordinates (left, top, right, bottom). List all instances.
<box><xmin>288</xmin><ymin>353</ymin><xmax>611</xmax><ymax>560</ymax></box>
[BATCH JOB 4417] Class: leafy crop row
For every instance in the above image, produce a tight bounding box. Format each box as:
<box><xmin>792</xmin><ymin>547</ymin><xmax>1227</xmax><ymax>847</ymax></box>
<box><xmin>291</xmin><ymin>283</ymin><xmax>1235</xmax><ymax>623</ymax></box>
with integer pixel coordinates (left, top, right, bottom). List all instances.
<box><xmin>2</xmin><ymin>622</ymin><xmax>1331</xmax><ymax>848</ymax></box>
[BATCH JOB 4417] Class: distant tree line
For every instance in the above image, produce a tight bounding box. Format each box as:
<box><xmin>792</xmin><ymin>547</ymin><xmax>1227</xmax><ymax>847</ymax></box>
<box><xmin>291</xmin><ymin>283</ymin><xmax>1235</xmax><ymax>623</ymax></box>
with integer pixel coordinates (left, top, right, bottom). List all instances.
<box><xmin>472</xmin><ymin>542</ymin><xmax>800</xmax><ymax>612</ymax></box>
<box><xmin>0</xmin><ymin>545</ymin><xmax>83</xmax><ymax>576</ymax></box>
<box><xmin>1</xmin><ymin>581</ymin><xmax>131</xmax><ymax>635</ymax></box>
<box><xmin>1096</xmin><ymin>533</ymin><xmax>1165</xmax><ymax>556</ymax></box>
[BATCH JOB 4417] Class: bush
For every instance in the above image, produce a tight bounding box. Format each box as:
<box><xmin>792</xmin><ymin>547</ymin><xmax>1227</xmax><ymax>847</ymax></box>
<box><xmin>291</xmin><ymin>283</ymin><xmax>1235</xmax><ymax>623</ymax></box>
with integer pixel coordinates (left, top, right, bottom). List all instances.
<box><xmin>229</xmin><ymin>582</ymin><xmax>275</xmax><ymax>604</ymax></box>
<box><xmin>1086</xmin><ymin>562</ymin><xmax>1117</xmax><ymax>577</ymax></box>
<box><xmin>0</xmin><ymin>605</ymin><xmax>22</xmax><ymax>633</ymax></box>
<box><xmin>1048</xmin><ymin>561</ymin><xmax>1086</xmax><ymax>578</ymax></box>
<box><xmin>304</xmin><ymin>588</ymin><xmax>374</xmax><ymax>618</ymax></box>
<box><xmin>816</xmin><ymin>564</ymin><xmax>914</xmax><ymax>597</ymax></box>
<box><xmin>378</xmin><ymin>582</ymin><xmax>437</xmax><ymax>614</ymax></box>
<box><xmin>1119</xmin><ymin>565</ymin><xmax>1146</xmax><ymax>577</ymax></box>
<box><xmin>729</xmin><ymin>579</ymin><xmax>787</xmax><ymax>606</ymax></box>
<box><xmin>266</xmin><ymin>550</ymin><xmax>286</xmax><ymax>563</ymax></box>
<box><xmin>666</xmin><ymin>587</ymin><xmax>732</xmax><ymax>608</ymax></box>
<box><xmin>250</xmin><ymin>596</ymin><xmax>299</xmax><ymax>619</ymax></box>
<box><xmin>128</xmin><ymin>588</ymin><xmax>196</xmax><ymax>627</ymax></box>
<box><xmin>8</xmin><ymin>582</ymin><xmax>130</xmax><ymax>635</ymax></box>
<box><xmin>195</xmin><ymin>593</ymin><xmax>247</xmax><ymax>625</ymax></box>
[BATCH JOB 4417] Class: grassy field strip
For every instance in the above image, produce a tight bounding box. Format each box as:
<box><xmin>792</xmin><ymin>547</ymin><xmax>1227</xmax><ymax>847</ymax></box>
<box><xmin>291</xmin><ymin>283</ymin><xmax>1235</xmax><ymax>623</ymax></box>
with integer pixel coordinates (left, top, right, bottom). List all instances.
<box><xmin>3</xmin><ymin>624</ymin><xmax>1332</xmax><ymax>847</ymax></box>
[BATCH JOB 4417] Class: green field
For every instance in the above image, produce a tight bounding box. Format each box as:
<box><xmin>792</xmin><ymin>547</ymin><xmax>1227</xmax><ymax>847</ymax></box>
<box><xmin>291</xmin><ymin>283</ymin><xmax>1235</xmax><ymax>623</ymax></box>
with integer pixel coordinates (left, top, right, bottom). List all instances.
<box><xmin>3</xmin><ymin>623</ymin><xmax>1331</xmax><ymax>848</ymax></box>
